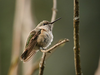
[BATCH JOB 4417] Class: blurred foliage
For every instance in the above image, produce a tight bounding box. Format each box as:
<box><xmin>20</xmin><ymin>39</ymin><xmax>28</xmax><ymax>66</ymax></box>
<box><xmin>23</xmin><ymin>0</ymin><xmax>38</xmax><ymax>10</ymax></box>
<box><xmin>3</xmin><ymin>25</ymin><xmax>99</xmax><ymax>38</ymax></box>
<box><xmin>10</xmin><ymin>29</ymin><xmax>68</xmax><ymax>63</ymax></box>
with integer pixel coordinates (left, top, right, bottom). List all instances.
<box><xmin>0</xmin><ymin>0</ymin><xmax>100</xmax><ymax>75</ymax></box>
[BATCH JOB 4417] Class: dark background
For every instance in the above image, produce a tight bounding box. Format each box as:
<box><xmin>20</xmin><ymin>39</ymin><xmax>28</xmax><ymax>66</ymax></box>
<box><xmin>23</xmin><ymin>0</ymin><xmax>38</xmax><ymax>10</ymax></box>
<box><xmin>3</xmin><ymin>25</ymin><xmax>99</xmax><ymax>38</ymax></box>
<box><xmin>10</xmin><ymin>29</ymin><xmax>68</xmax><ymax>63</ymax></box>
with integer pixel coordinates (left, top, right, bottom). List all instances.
<box><xmin>0</xmin><ymin>0</ymin><xmax>100</xmax><ymax>75</ymax></box>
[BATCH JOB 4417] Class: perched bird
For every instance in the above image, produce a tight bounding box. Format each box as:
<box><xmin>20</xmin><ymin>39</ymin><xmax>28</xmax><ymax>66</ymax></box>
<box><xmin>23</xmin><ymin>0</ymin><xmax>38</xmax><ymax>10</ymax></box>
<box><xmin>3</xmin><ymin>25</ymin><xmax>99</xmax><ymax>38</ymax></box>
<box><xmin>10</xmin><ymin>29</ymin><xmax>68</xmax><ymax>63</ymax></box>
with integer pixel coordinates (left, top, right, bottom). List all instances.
<box><xmin>20</xmin><ymin>18</ymin><xmax>61</xmax><ymax>62</ymax></box>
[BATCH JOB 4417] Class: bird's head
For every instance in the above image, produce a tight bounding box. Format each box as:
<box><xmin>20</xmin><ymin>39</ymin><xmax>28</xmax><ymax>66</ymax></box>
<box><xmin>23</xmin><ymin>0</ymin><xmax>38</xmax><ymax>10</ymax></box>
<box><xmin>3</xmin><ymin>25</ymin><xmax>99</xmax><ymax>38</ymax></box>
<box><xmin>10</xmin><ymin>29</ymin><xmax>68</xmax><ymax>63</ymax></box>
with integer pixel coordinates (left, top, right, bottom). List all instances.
<box><xmin>36</xmin><ymin>18</ymin><xmax>61</xmax><ymax>31</ymax></box>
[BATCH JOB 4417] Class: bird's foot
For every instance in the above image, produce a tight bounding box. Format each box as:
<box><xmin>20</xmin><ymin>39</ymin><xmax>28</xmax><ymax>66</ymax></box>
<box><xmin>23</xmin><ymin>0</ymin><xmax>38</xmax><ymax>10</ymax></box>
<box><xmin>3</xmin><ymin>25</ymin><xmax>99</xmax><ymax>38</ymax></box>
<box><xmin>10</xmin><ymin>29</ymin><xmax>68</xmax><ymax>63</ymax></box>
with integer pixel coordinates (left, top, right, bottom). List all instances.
<box><xmin>47</xmin><ymin>51</ymin><xmax>51</xmax><ymax>53</ymax></box>
<box><xmin>40</xmin><ymin>47</ymin><xmax>51</xmax><ymax>53</ymax></box>
<box><xmin>40</xmin><ymin>47</ymin><xmax>46</xmax><ymax>50</ymax></box>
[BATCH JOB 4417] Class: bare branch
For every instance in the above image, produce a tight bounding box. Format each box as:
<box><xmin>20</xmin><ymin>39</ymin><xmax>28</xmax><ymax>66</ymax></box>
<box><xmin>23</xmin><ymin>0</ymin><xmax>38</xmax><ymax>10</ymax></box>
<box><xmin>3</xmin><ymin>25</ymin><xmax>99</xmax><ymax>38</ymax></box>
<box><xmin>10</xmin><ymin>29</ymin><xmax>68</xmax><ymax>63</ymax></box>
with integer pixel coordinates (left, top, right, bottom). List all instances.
<box><xmin>39</xmin><ymin>39</ymin><xmax>69</xmax><ymax>75</ymax></box>
<box><xmin>29</xmin><ymin>39</ymin><xmax>69</xmax><ymax>75</ymax></box>
<box><xmin>39</xmin><ymin>53</ymin><xmax>46</xmax><ymax>75</ymax></box>
<box><xmin>73</xmin><ymin>0</ymin><xmax>82</xmax><ymax>75</ymax></box>
<box><xmin>41</xmin><ymin>39</ymin><xmax>69</xmax><ymax>53</ymax></box>
<box><xmin>29</xmin><ymin>49</ymin><xmax>54</xmax><ymax>75</ymax></box>
<box><xmin>51</xmin><ymin>0</ymin><xmax>57</xmax><ymax>30</ymax></box>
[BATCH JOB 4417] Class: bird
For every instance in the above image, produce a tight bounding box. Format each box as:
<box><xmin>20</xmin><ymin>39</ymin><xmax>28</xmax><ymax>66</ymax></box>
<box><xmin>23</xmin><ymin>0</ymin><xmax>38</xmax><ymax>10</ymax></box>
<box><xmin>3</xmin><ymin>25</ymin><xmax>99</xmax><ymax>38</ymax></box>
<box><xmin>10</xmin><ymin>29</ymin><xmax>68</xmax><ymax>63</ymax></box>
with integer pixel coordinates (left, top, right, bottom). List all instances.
<box><xmin>20</xmin><ymin>18</ymin><xmax>61</xmax><ymax>62</ymax></box>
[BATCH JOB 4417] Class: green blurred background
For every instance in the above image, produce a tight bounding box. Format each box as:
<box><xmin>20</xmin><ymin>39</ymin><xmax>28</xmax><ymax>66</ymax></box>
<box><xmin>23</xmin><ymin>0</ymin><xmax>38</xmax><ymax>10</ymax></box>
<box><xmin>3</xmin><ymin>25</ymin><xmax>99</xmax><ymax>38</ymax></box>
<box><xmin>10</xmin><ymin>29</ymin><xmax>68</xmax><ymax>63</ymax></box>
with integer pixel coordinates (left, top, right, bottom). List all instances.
<box><xmin>0</xmin><ymin>0</ymin><xmax>100</xmax><ymax>75</ymax></box>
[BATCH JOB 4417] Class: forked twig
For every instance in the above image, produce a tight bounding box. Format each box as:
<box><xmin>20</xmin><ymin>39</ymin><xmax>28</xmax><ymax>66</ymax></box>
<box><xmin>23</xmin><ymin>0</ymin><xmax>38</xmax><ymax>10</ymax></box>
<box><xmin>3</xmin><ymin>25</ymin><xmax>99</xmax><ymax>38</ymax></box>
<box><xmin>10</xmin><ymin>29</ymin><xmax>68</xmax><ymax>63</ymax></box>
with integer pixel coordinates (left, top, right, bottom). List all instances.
<box><xmin>39</xmin><ymin>39</ymin><xmax>69</xmax><ymax>75</ymax></box>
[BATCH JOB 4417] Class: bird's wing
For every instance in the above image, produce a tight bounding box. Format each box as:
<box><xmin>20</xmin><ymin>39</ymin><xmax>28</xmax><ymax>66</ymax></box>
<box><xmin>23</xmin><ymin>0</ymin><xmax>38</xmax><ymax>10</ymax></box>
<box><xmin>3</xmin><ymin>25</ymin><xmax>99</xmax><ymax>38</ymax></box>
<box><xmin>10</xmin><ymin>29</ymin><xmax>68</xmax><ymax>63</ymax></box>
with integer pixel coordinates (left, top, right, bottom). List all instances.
<box><xmin>25</xmin><ymin>30</ymin><xmax>36</xmax><ymax>48</ymax></box>
<box><xmin>20</xmin><ymin>29</ymin><xmax>41</xmax><ymax>62</ymax></box>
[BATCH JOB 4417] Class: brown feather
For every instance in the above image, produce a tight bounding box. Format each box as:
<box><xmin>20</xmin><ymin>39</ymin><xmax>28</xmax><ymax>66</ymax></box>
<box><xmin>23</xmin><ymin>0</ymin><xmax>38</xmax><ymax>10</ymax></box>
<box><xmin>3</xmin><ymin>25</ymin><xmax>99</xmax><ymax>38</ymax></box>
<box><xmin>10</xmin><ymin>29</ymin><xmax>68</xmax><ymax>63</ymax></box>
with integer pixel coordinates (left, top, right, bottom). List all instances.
<box><xmin>20</xmin><ymin>29</ymin><xmax>41</xmax><ymax>62</ymax></box>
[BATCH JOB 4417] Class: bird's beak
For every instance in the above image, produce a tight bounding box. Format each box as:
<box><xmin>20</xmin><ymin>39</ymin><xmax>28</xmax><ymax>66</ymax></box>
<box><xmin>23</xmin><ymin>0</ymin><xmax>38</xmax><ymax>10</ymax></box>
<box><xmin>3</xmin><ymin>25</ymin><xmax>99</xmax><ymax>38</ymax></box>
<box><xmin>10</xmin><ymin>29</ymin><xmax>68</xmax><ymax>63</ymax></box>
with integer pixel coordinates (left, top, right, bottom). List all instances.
<box><xmin>49</xmin><ymin>17</ymin><xmax>61</xmax><ymax>24</ymax></box>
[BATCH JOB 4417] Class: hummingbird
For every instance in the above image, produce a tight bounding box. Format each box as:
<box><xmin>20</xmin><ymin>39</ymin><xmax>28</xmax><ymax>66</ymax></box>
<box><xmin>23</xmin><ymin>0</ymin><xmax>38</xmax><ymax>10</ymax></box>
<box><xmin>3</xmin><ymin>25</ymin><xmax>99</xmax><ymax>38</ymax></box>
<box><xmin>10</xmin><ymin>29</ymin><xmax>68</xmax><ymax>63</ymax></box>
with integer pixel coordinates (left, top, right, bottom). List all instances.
<box><xmin>20</xmin><ymin>18</ymin><xmax>61</xmax><ymax>62</ymax></box>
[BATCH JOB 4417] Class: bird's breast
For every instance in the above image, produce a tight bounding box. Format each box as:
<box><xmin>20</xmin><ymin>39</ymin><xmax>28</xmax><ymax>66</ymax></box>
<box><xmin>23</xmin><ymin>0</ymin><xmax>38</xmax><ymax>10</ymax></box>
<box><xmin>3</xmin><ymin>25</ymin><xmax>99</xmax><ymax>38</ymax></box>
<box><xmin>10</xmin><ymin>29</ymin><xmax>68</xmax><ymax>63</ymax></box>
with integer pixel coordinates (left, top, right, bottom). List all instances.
<box><xmin>37</xmin><ymin>30</ymin><xmax>53</xmax><ymax>48</ymax></box>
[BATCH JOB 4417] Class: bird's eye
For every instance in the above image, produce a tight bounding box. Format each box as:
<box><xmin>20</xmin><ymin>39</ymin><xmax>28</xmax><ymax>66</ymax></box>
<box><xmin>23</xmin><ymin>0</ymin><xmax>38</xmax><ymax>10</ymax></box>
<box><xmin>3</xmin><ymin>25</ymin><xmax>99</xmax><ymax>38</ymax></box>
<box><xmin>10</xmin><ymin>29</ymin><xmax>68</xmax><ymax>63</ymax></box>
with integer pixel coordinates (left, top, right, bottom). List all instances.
<box><xmin>43</xmin><ymin>23</ymin><xmax>46</xmax><ymax>25</ymax></box>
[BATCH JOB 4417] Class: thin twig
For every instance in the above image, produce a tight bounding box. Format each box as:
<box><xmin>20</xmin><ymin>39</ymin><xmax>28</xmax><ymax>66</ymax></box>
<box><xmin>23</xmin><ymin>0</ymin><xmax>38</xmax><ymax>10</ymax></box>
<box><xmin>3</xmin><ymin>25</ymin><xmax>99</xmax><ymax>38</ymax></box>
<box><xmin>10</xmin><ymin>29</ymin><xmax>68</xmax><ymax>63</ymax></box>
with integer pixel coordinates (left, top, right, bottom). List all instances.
<box><xmin>51</xmin><ymin>0</ymin><xmax>57</xmax><ymax>30</ymax></box>
<box><xmin>39</xmin><ymin>39</ymin><xmax>69</xmax><ymax>75</ymax></box>
<box><xmin>29</xmin><ymin>49</ymin><xmax>53</xmax><ymax>75</ymax></box>
<box><xmin>39</xmin><ymin>53</ymin><xmax>46</xmax><ymax>75</ymax></box>
<box><xmin>73</xmin><ymin>0</ymin><xmax>82</xmax><ymax>75</ymax></box>
<box><xmin>41</xmin><ymin>39</ymin><xmax>69</xmax><ymax>53</ymax></box>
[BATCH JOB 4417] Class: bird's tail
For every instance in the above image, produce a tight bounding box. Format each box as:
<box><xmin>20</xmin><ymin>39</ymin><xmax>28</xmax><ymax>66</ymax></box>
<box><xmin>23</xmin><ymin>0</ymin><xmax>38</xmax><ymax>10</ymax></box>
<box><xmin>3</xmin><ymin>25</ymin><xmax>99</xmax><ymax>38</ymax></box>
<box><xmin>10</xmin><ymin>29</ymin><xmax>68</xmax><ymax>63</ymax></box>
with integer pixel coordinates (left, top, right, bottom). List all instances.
<box><xmin>20</xmin><ymin>49</ymin><xmax>37</xmax><ymax>62</ymax></box>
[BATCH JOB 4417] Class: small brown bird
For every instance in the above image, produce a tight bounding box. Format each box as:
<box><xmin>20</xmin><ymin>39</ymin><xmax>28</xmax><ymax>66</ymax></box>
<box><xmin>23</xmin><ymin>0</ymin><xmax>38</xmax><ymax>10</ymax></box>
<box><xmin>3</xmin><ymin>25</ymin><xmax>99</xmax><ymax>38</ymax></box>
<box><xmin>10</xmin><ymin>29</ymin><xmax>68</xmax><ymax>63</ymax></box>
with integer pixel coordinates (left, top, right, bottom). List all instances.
<box><xmin>20</xmin><ymin>18</ymin><xmax>61</xmax><ymax>62</ymax></box>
